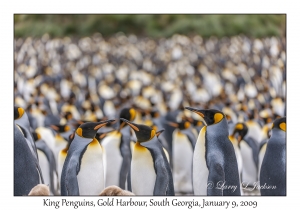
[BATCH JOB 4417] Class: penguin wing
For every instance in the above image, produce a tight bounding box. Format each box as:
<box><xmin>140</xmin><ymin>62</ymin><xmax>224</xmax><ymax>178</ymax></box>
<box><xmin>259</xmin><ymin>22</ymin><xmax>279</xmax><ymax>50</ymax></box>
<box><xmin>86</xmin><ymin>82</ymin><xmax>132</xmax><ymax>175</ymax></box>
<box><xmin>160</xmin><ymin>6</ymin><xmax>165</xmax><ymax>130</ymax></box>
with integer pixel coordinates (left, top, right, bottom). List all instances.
<box><xmin>35</xmin><ymin>140</ymin><xmax>58</xmax><ymax>194</ymax></box>
<box><xmin>153</xmin><ymin>155</ymin><xmax>172</xmax><ymax>195</ymax></box>
<box><xmin>206</xmin><ymin>152</ymin><xmax>225</xmax><ymax>196</ymax></box>
<box><xmin>119</xmin><ymin>134</ymin><xmax>132</xmax><ymax>190</ymax></box>
<box><xmin>62</xmin><ymin>156</ymin><xmax>80</xmax><ymax>196</ymax></box>
<box><xmin>143</xmin><ymin>138</ymin><xmax>174</xmax><ymax>195</ymax></box>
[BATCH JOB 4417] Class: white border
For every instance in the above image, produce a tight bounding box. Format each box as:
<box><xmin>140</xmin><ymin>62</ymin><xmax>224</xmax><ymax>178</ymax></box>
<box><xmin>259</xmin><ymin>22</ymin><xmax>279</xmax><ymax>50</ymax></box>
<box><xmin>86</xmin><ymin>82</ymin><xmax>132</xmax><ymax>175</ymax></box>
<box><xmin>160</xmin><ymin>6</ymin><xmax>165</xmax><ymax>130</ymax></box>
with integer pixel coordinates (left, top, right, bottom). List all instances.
<box><xmin>2</xmin><ymin>1</ymin><xmax>297</xmax><ymax>209</ymax></box>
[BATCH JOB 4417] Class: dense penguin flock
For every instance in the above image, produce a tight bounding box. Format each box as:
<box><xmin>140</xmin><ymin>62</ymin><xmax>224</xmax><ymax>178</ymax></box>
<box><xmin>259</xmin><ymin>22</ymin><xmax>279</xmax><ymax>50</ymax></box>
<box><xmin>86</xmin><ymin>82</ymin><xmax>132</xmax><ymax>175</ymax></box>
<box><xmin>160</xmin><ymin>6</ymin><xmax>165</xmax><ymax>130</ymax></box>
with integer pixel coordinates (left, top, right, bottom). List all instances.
<box><xmin>14</xmin><ymin>33</ymin><xmax>286</xmax><ymax>196</ymax></box>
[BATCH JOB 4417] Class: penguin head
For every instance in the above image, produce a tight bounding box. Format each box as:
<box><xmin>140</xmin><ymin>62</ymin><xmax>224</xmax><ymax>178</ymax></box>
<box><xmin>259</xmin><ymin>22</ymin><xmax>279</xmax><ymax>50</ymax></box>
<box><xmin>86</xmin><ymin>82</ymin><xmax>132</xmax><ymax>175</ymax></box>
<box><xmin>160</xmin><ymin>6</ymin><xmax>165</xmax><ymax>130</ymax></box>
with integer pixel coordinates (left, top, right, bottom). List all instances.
<box><xmin>185</xmin><ymin>107</ymin><xmax>224</xmax><ymax>126</ymax></box>
<box><xmin>119</xmin><ymin>108</ymin><xmax>136</xmax><ymax>129</ymax></box>
<box><xmin>232</xmin><ymin>123</ymin><xmax>248</xmax><ymax>142</ymax></box>
<box><xmin>50</xmin><ymin>124</ymin><xmax>71</xmax><ymax>133</ymax></box>
<box><xmin>76</xmin><ymin>120</ymin><xmax>115</xmax><ymax>139</ymax></box>
<box><xmin>168</xmin><ymin>120</ymin><xmax>191</xmax><ymax>130</ymax></box>
<box><xmin>120</xmin><ymin>118</ymin><xmax>156</xmax><ymax>143</ymax></box>
<box><xmin>150</xmin><ymin>110</ymin><xmax>160</xmax><ymax>119</ymax></box>
<box><xmin>14</xmin><ymin>106</ymin><xmax>25</xmax><ymax>120</ymax></box>
<box><xmin>272</xmin><ymin>117</ymin><xmax>286</xmax><ymax>132</ymax></box>
<box><xmin>32</xmin><ymin>132</ymin><xmax>42</xmax><ymax>141</ymax></box>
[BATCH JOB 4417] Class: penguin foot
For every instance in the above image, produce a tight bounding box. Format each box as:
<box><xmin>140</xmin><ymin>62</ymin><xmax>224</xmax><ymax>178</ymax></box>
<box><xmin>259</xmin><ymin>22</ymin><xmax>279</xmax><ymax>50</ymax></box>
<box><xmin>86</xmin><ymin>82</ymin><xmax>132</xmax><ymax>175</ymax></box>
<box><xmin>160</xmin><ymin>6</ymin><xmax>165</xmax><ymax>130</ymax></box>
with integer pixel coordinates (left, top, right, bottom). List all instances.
<box><xmin>99</xmin><ymin>186</ymin><xmax>135</xmax><ymax>196</ymax></box>
<box><xmin>28</xmin><ymin>184</ymin><xmax>50</xmax><ymax>196</ymax></box>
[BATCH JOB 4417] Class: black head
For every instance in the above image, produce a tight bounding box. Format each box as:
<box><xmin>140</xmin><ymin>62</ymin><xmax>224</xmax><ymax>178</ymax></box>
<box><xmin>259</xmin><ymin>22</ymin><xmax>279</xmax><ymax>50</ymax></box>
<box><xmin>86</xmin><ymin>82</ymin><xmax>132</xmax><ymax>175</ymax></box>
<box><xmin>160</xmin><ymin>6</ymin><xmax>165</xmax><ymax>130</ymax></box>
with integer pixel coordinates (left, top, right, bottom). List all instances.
<box><xmin>119</xmin><ymin>108</ymin><xmax>136</xmax><ymax>129</ymax></box>
<box><xmin>272</xmin><ymin>117</ymin><xmax>286</xmax><ymax>132</ymax></box>
<box><xmin>231</xmin><ymin>123</ymin><xmax>248</xmax><ymax>142</ymax></box>
<box><xmin>14</xmin><ymin>106</ymin><xmax>25</xmax><ymax>120</ymax></box>
<box><xmin>168</xmin><ymin>120</ymin><xmax>191</xmax><ymax>130</ymax></box>
<box><xmin>50</xmin><ymin>124</ymin><xmax>71</xmax><ymax>133</ymax></box>
<box><xmin>120</xmin><ymin>118</ymin><xmax>156</xmax><ymax>143</ymax></box>
<box><xmin>150</xmin><ymin>110</ymin><xmax>160</xmax><ymax>119</ymax></box>
<box><xmin>32</xmin><ymin>132</ymin><xmax>41</xmax><ymax>141</ymax></box>
<box><xmin>75</xmin><ymin>120</ymin><xmax>115</xmax><ymax>139</ymax></box>
<box><xmin>185</xmin><ymin>107</ymin><xmax>224</xmax><ymax>126</ymax></box>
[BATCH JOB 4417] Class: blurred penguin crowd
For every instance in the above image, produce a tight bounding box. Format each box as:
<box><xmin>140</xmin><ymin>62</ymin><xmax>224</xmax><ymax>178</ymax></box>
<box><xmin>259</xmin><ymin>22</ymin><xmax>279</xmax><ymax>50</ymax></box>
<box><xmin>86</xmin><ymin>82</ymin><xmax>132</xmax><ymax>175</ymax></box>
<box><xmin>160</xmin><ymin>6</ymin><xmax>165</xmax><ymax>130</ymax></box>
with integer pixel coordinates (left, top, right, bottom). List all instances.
<box><xmin>14</xmin><ymin>33</ymin><xmax>286</xmax><ymax>196</ymax></box>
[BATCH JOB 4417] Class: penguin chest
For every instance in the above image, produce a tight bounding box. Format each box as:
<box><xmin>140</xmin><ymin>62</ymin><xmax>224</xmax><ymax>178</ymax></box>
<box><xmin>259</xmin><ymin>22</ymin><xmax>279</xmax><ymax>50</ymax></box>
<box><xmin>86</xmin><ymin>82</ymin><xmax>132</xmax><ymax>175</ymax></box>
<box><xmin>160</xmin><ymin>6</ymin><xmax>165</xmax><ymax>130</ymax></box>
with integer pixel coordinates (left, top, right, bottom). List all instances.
<box><xmin>232</xmin><ymin>141</ymin><xmax>243</xmax><ymax>177</ymax></box>
<box><xmin>58</xmin><ymin>150</ymin><xmax>67</xmax><ymax>186</ymax></box>
<box><xmin>193</xmin><ymin>126</ymin><xmax>209</xmax><ymax>195</ymax></box>
<box><xmin>131</xmin><ymin>144</ymin><xmax>156</xmax><ymax>195</ymax></box>
<box><xmin>101</xmin><ymin>132</ymin><xmax>123</xmax><ymax>187</ymax></box>
<box><xmin>54</xmin><ymin>135</ymin><xmax>67</xmax><ymax>163</ymax></box>
<box><xmin>172</xmin><ymin>131</ymin><xmax>193</xmax><ymax>193</ymax></box>
<box><xmin>77</xmin><ymin>140</ymin><xmax>105</xmax><ymax>195</ymax></box>
<box><xmin>258</xmin><ymin>143</ymin><xmax>267</xmax><ymax>179</ymax></box>
<box><xmin>37</xmin><ymin>150</ymin><xmax>50</xmax><ymax>188</ymax></box>
<box><xmin>240</xmin><ymin>141</ymin><xmax>257</xmax><ymax>185</ymax></box>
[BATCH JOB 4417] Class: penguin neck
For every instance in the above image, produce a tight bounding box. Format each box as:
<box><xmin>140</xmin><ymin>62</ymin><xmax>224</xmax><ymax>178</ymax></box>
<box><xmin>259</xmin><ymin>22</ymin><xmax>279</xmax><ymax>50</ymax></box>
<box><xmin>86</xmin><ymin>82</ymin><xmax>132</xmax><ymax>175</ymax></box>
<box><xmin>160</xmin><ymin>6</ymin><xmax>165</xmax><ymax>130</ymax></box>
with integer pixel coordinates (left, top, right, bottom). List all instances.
<box><xmin>207</xmin><ymin>119</ymin><xmax>229</xmax><ymax>138</ymax></box>
<box><xmin>270</xmin><ymin>129</ymin><xmax>286</xmax><ymax>144</ymax></box>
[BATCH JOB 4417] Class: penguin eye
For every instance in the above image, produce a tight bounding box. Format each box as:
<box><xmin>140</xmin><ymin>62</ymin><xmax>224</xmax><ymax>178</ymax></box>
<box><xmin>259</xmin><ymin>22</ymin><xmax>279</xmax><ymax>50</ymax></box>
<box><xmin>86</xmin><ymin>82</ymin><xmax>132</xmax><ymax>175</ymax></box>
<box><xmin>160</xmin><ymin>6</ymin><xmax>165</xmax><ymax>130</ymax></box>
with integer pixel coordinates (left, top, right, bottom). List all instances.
<box><xmin>214</xmin><ymin>113</ymin><xmax>223</xmax><ymax>124</ymax></box>
<box><xmin>279</xmin><ymin>122</ymin><xmax>286</xmax><ymax>131</ymax></box>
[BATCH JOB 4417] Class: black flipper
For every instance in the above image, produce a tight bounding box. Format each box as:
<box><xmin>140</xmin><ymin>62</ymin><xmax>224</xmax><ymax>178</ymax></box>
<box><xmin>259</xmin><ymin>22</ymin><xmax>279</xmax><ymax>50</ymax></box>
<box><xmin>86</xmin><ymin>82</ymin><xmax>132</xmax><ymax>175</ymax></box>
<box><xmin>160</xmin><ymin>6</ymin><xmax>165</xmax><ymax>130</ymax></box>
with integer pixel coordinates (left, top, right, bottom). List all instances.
<box><xmin>36</xmin><ymin>140</ymin><xmax>59</xmax><ymax>195</ymax></box>
<box><xmin>119</xmin><ymin>134</ymin><xmax>132</xmax><ymax>190</ymax></box>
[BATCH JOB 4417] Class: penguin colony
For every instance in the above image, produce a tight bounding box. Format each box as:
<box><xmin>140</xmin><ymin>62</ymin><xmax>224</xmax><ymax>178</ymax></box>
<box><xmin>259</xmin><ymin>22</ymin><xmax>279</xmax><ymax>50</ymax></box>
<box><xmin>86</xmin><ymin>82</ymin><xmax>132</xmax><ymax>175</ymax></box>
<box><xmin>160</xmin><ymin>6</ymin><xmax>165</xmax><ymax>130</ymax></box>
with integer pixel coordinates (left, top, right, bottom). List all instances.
<box><xmin>14</xmin><ymin>33</ymin><xmax>286</xmax><ymax>196</ymax></box>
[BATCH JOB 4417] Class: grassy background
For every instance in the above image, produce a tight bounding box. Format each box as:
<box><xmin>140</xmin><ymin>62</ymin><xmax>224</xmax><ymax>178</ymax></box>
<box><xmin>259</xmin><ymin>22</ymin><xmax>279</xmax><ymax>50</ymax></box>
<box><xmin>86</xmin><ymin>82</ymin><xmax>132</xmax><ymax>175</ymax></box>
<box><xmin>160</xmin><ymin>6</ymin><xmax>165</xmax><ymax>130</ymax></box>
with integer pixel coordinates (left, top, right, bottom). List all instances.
<box><xmin>14</xmin><ymin>14</ymin><xmax>286</xmax><ymax>38</ymax></box>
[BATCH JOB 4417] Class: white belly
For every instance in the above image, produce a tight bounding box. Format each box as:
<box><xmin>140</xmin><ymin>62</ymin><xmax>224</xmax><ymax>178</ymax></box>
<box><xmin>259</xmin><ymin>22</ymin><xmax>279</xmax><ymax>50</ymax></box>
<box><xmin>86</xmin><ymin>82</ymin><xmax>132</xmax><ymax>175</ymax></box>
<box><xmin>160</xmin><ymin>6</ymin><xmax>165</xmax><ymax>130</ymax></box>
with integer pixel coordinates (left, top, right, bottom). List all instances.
<box><xmin>36</xmin><ymin>127</ymin><xmax>56</xmax><ymax>153</ymax></box>
<box><xmin>57</xmin><ymin>150</ymin><xmax>67</xmax><ymax>191</ymax></box>
<box><xmin>172</xmin><ymin>130</ymin><xmax>193</xmax><ymax>193</ymax></box>
<box><xmin>131</xmin><ymin>143</ymin><xmax>156</xmax><ymax>195</ymax></box>
<box><xmin>77</xmin><ymin>140</ymin><xmax>105</xmax><ymax>195</ymax></box>
<box><xmin>232</xmin><ymin>140</ymin><xmax>243</xmax><ymax>195</ymax></box>
<box><xmin>240</xmin><ymin>141</ymin><xmax>257</xmax><ymax>185</ymax></box>
<box><xmin>101</xmin><ymin>132</ymin><xmax>123</xmax><ymax>187</ymax></box>
<box><xmin>258</xmin><ymin>143</ymin><xmax>267</xmax><ymax>179</ymax></box>
<box><xmin>193</xmin><ymin>126</ymin><xmax>209</xmax><ymax>195</ymax></box>
<box><xmin>37</xmin><ymin>150</ymin><xmax>52</xmax><ymax>194</ymax></box>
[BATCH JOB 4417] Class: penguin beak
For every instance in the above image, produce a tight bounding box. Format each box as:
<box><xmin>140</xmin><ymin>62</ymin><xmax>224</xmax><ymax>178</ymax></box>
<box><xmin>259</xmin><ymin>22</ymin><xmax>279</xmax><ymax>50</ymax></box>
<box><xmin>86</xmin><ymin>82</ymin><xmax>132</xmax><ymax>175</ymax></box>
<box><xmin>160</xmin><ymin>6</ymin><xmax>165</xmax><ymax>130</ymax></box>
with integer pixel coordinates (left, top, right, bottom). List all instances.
<box><xmin>185</xmin><ymin>107</ymin><xmax>205</xmax><ymax>118</ymax></box>
<box><xmin>167</xmin><ymin>121</ymin><xmax>179</xmax><ymax>128</ymax></box>
<box><xmin>120</xmin><ymin>118</ymin><xmax>139</xmax><ymax>131</ymax></box>
<box><xmin>156</xmin><ymin>129</ymin><xmax>165</xmax><ymax>138</ymax></box>
<box><xmin>50</xmin><ymin>125</ymin><xmax>59</xmax><ymax>131</ymax></box>
<box><xmin>94</xmin><ymin>120</ymin><xmax>116</xmax><ymax>130</ymax></box>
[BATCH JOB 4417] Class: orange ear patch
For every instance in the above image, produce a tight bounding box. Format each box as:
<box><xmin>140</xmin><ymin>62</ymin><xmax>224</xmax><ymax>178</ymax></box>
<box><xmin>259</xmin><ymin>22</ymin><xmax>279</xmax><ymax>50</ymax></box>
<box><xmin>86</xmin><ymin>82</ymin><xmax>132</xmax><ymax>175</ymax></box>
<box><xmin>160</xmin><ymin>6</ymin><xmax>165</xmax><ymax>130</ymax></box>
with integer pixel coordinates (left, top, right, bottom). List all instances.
<box><xmin>76</xmin><ymin>128</ymin><xmax>83</xmax><ymax>137</ymax></box>
<box><xmin>214</xmin><ymin>113</ymin><xmax>223</xmax><ymax>124</ymax></box>
<box><xmin>150</xmin><ymin>130</ymin><xmax>156</xmax><ymax>140</ymax></box>
<box><xmin>279</xmin><ymin>122</ymin><xmax>286</xmax><ymax>131</ymax></box>
<box><xmin>18</xmin><ymin>107</ymin><xmax>25</xmax><ymax>118</ymax></box>
<box><xmin>235</xmin><ymin>123</ymin><xmax>243</xmax><ymax>130</ymax></box>
<box><xmin>129</xmin><ymin>108</ymin><xmax>136</xmax><ymax>121</ymax></box>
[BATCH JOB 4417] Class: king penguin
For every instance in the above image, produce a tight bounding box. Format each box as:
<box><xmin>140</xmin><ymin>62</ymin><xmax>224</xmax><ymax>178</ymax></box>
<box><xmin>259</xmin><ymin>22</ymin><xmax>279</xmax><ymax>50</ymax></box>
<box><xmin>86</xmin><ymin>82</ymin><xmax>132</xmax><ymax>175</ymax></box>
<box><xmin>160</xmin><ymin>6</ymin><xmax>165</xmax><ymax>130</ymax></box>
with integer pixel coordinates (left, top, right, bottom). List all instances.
<box><xmin>260</xmin><ymin>117</ymin><xmax>286</xmax><ymax>196</ymax></box>
<box><xmin>101</xmin><ymin>108</ymin><xmax>135</xmax><ymax>190</ymax></box>
<box><xmin>14</xmin><ymin>106</ymin><xmax>44</xmax><ymax>184</ymax></box>
<box><xmin>14</xmin><ymin>124</ymin><xmax>40</xmax><ymax>196</ymax></box>
<box><xmin>232</xmin><ymin>123</ymin><xmax>259</xmax><ymax>188</ymax></box>
<box><xmin>185</xmin><ymin>107</ymin><xmax>241</xmax><ymax>196</ymax></box>
<box><xmin>168</xmin><ymin>120</ymin><xmax>195</xmax><ymax>194</ymax></box>
<box><xmin>60</xmin><ymin>120</ymin><xmax>115</xmax><ymax>195</ymax></box>
<box><xmin>120</xmin><ymin>118</ymin><xmax>174</xmax><ymax>195</ymax></box>
<box><xmin>33</xmin><ymin>132</ymin><xmax>59</xmax><ymax>195</ymax></box>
